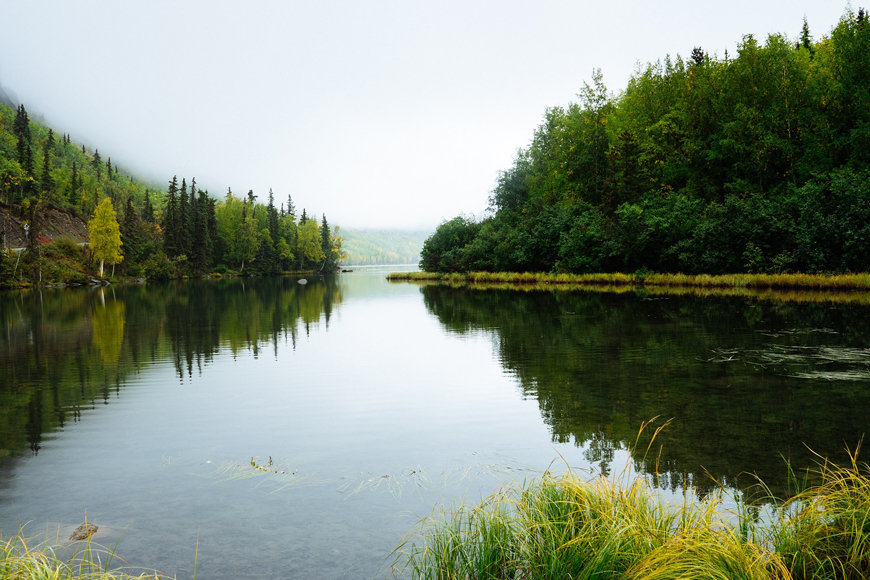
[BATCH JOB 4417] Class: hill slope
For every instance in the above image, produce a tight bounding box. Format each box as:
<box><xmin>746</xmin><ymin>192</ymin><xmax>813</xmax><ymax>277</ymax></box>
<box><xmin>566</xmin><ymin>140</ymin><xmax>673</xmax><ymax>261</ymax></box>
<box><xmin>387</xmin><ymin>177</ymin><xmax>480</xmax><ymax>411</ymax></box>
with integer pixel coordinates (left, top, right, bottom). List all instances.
<box><xmin>340</xmin><ymin>228</ymin><xmax>430</xmax><ymax>266</ymax></box>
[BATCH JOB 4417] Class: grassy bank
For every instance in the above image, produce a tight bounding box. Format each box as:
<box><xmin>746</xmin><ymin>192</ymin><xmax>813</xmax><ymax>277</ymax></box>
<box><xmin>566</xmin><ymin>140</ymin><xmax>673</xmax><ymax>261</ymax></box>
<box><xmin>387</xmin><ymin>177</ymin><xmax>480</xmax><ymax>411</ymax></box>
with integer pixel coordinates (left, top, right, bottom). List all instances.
<box><xmin>0</xmin><ymin>531</ymin><xmax>164</xmax><ymax>579</ymax></box>
<box><xmin>389</xmin><ymin>271</ymin><xmax>870</xmax><ymax>291</ymax></box>
<box><xmin>393</xmin><ymin>451</ymin><xmax>870</xmax><ymax>580</ymax></box>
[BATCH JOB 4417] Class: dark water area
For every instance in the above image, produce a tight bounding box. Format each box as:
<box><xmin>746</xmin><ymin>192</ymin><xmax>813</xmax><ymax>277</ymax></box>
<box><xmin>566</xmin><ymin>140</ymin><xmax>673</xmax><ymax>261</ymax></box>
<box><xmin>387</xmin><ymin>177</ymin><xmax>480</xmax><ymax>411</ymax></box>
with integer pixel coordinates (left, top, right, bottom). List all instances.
<box><xmin>1</xmin><ymin>269</ymin><xmax>869</xmax><ymax>578</ymax></box>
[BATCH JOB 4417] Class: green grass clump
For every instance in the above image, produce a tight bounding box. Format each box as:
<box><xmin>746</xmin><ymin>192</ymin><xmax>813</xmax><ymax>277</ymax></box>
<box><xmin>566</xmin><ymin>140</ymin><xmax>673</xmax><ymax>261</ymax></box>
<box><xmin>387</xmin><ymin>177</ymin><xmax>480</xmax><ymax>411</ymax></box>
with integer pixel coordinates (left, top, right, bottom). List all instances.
<box><xmin>0</xmin><ymin>529</ymin><xmax>162</xmax><ymax>580</ymax></box>
<box><xmin>388</xmin><ymin>271</ymin><xmax>870</xmax><ymax>292</ymax></box>
<box><xmin>394</xmin><ymin>450</ymin><xmax>870</xmax><ymax>580</ymax></box>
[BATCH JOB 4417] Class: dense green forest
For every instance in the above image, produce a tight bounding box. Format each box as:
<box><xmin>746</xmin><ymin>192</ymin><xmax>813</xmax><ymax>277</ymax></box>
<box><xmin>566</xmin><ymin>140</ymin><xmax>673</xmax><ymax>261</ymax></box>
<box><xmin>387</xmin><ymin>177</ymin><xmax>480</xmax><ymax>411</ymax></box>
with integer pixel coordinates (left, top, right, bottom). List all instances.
<box><xmin>422</xmin><ymin>10</ymin><xmax>870</xmax><ymax>275</ymax></box>
<box><xmin>0</xmin><ymin>101</ymin><xmax>345</xmax><ymax>286</ymax></box>
<box><xmin>340</xmin><ymin>228</ymin><xmax>429</xmax><ymax>265</ymax></box>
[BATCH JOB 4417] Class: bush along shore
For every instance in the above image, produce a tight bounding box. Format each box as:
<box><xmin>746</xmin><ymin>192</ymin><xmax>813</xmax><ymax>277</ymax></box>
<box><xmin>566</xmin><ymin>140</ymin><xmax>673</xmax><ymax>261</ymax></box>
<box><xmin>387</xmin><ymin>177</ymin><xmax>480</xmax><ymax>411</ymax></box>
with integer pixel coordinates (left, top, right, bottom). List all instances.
<box><xmin>392</xmin><ymin>448</ymin><xmax>870</xmax><ymax>580</ymax></box>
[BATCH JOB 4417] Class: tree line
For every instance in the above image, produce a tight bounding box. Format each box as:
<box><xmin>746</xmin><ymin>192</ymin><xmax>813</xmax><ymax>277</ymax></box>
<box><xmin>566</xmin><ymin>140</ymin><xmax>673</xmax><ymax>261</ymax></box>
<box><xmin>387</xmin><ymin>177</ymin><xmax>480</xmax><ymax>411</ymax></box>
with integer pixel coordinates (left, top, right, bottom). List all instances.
<box><xmin>422</xmin><ymin>10</ymin><xmax>870</xmax><ymax>275</ymax></box>
<box><xmin>0</xmin><ymin>101</ymin><xmax>345</xmax><ymax>284</ymax></box>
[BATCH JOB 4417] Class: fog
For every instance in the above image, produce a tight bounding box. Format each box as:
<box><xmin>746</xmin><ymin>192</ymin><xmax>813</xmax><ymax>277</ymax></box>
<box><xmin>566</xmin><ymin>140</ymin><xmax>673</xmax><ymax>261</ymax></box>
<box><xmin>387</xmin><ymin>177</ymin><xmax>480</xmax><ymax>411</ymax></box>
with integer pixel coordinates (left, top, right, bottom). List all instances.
<box><xmin>0</xmin><ymin>1</ymin><xmax>848</xmax><ymax>229</ymax></box>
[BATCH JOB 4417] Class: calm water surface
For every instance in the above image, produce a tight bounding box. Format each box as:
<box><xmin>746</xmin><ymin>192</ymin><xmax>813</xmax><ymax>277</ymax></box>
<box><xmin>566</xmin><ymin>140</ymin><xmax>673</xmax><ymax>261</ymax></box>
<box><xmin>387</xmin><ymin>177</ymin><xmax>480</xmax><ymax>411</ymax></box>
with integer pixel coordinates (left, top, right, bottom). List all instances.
<box><xmin>2</xmin><ymin>268</ymin><xmax>869</xmax><ymax>578</ymax></box>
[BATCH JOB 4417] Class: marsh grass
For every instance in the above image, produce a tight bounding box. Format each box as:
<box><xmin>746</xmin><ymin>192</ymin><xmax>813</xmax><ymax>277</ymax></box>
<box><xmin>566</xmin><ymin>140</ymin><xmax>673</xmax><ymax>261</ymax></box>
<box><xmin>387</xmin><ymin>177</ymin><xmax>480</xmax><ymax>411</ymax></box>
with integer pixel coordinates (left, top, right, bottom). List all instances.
<box><xmin>0</xmin><ymin>526</ymin><xmax>161</xmax><ymax>580</ymax></box>
<box><xmin>388</xmin><ymin>271</ymin><xmax>870</xmax><ymax>298</ymax></box>
<box><xmin>392</xmin><ymin>439</ymin><xmax>870</xmax><ymax>580</ymax></box>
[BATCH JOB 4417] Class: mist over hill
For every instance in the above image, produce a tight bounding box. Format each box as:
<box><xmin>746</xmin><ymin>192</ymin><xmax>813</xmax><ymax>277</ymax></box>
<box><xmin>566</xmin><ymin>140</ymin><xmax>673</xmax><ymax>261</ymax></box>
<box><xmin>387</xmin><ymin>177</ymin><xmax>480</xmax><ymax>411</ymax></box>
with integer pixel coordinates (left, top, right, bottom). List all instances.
<box><xmin>339</xmin><ymin>228</ymin><xmax>430</xmax><ymax>266</ymax></box>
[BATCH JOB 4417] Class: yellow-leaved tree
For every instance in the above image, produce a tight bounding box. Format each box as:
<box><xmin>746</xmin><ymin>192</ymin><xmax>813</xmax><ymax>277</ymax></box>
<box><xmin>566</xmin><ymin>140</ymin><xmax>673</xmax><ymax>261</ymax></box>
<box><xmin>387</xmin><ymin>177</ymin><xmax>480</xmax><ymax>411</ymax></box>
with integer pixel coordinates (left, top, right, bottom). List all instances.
<box><xmin>88</xmin><ymin>198</ymin><xmax>123</xmax><ymax>278</ymax></box>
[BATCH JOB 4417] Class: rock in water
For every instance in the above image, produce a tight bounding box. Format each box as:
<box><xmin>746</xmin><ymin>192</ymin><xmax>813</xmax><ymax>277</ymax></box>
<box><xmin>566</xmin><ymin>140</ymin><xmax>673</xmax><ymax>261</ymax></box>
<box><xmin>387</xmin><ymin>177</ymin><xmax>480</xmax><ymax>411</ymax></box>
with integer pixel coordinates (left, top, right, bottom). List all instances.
<box><xmin>297</xmin><ymin>279</ymin><xmax>308</xmax><ymax>285</ymax></box>
<box><xmin>69</xmin><ymin>522</ymin><xmax>98</xmax><ymax>541</ymax></box>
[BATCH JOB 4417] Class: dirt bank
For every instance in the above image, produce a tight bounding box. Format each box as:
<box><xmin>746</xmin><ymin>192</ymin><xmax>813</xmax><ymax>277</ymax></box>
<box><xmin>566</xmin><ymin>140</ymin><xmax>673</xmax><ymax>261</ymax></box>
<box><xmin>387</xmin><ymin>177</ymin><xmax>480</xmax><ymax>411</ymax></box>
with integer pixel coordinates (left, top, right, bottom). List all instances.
<box><xmin>0</xmin><ymin>204</ymin><xmax>89</xmax><ymax>249</ymax></box>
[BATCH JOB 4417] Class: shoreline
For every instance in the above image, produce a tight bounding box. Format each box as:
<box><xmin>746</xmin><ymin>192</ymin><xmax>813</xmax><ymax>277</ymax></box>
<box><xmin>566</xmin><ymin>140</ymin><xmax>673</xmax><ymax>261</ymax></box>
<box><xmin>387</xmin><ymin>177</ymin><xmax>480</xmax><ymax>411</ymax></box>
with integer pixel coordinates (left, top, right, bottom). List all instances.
<box><xmin>388</xmin><ymin>271</ymin><xmax>870</xmax><ymax>291</ymax></box>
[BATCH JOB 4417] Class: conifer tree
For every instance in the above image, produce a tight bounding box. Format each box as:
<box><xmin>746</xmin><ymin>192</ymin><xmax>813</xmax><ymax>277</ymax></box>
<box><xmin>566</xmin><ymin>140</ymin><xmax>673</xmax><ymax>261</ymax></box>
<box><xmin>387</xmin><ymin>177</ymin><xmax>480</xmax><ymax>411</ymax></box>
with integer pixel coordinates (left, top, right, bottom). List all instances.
<box><xmin>70</xmin><ymin>161</ymin><xmax>80</xmax><ymax>209</ymax></box>
<box><xmin>189</xmin><ymin>177</ymin><xmax>198</xmax><ymax>241</ymax></box>
<box><xmin>300</xmin><ymin>208</ymin><xmax>307</xmax><ymax>224</ymax></box>
<box><xmin>16</xmin><ymin>135</ymin><xmax>26</xmax><ymax>166</ymax></box>
<box><xmin>120</xmin><ymin>196</ymin><xmax>142</xmax><ymax>266</ymax></box>
<box><xmin>286</xmin><ymin>193</ymin><xmax>295</xmax><ymax>218</ymax></box>
<box><xmin>800</xmin><ymin>17</ymin><xmax>814</xmax><ymax>53</ymax></box>
<box><xmin>13</xmin><ymin>105</ymin><xmax>30</xmax><ymax>143</ymax></box>
<box><xmin>23</xmin><ymin>145</ymin><xmax>36</xmax><ymax>197</ymax></box>
<box><xmin>47</xmin><ymin>129</ymin><xmax>55</xmax><ymax>150</ymax></box>
<box><xmin>142</xmin><ymin>189</ymin><xmax>155</xmax><ymax>223</ymax></box>
<box><xmin>92</xmin><ymin>149</ymin><xmax>102</xmax><ymax>180</ymax></box>
<box><xmin>40</xmin><ymin>147</ymin><xmax>53</xmax><ymax>200</ymax></box>
<box><xmin>163</xmin><ymin>176</ymin><xmax>179</xmax><ymax>257</ymax></box>
<box><xmin>320</xmin><ymin>214</ymin><xmax>330</xmax><ymax>256</ymax></box>
<box><xmin>267</xmin><ymin>188</ymin><xmax>279</xmax><ymax>245</ymax></box>
<box><xmin>192</xmin><ymin>188</ymin><xmax>211</xmax><ymax>273</ymax></box>
<box><xmin>178</xmin><ymin>178</ymin><xmax>191</xmax><ymax>257</ymax></box>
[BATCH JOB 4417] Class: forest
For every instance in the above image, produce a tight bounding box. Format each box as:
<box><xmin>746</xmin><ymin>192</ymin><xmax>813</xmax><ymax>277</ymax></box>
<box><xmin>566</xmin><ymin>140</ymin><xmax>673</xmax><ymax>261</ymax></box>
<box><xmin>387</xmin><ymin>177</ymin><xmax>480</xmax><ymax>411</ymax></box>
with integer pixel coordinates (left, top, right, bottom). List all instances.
<box><xmin>0</xmin><ymin>101</ymin><xmax>345</xmax><ymax>286</ymax></box>
<box><xmin>421</xmin><ymin>11</ymin><xmax>870</xmax><ymax>275</ymax></box>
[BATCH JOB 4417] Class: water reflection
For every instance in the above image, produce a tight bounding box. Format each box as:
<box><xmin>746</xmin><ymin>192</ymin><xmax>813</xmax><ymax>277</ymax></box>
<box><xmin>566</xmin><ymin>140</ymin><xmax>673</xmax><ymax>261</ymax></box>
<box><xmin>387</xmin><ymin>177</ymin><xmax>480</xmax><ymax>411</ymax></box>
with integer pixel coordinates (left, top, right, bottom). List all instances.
<box><xmin>421</xmin><ymin>285</ymin><xmax>870</xmax><ymax>497</ymax></box>
<box><xmin>0</xmin><ymin>276</ymin><xmax>342</xmax><ymax>458</ymax></box>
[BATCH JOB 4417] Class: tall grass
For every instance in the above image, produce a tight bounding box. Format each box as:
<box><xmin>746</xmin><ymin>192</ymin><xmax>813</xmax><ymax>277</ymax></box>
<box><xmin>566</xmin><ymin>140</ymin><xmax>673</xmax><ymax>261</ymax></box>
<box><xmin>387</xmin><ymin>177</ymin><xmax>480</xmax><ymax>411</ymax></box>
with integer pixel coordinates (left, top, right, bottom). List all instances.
<box><xmin>392</xmin><ymin>446</ymin><xmax>870</xmax><ymax>580</ymax></box>
<box><xmin>388</xmin><ymin>271</ymin><xmax>870</xmax><ymax>292</ymax></box>
<box><xmin>0</xmin><ymin>528</ymin><xmax>162</xmax><ymax>580</ymax></box>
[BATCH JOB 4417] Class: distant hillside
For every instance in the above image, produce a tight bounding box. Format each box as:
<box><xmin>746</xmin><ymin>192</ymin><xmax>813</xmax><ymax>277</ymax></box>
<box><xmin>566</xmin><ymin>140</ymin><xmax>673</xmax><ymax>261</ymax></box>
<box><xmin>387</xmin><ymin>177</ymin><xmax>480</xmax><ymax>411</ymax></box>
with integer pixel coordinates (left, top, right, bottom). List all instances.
<box><xmin>339</xmin><ymin>228</ymin><xmax>431</xmax><ymax>266</ymax></box>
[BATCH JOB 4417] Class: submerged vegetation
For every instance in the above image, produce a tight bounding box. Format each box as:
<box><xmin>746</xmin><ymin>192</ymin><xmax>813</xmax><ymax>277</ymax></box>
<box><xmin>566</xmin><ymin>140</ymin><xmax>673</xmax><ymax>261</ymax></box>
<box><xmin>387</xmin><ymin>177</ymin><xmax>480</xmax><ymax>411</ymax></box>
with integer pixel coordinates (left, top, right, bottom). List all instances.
<box><xmin>421</xmin><ymin>9</ymin><xmax>870</xmax><ymax>276</ymax></box>
<box><xmin>394</xmin><ymin>445</ymin><xmax>870</xmax><ymax>580</ymax></box>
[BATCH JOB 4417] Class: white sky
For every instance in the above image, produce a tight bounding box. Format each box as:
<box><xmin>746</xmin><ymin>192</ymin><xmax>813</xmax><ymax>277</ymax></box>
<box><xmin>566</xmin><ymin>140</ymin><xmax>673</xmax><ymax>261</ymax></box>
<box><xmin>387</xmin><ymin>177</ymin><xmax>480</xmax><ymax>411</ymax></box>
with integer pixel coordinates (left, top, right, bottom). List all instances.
<box><xmin>0</xmin><ymin>1</ymin><xmax>849</xmax><ymax>229</ymax></box>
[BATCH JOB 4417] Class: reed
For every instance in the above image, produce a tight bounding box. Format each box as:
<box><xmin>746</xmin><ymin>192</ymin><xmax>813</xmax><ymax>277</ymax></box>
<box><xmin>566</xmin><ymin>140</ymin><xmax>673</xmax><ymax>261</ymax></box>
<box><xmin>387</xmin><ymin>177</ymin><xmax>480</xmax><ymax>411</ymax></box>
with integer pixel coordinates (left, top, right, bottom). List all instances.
<box><xmin>387</xmin><ymin>271</ymin><xmax>870</xmax><ymax>291</ymax></box>
<box><xmin>393</xmin><ymin>450</ymin><xmax>870</xmax><ymax>580</ymax></box>
<box><xmin>766</xmin><ymin>445</ymin><xmax>870</xmax><ymax>580</ymax></box>
<box><xmin>0</xmin><ymin>529</ymin><xmax>160</xmax><ymax>580</ymax></box>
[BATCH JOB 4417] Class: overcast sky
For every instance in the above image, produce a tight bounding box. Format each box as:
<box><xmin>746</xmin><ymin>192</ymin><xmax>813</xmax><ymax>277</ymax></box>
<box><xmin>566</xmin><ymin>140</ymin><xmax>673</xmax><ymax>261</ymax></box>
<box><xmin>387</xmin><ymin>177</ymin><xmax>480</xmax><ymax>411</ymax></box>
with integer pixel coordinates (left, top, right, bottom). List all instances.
<box><xmin>0</xmin><ymin>1</ymin><xmax>849</xmax><ymax>230</ymax></box>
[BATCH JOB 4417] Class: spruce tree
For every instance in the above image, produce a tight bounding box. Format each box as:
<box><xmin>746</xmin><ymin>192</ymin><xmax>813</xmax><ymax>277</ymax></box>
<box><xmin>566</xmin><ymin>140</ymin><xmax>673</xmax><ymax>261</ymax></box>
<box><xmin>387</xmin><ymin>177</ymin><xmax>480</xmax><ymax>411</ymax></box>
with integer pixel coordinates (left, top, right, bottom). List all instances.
<box><xmin>40</xmin><ymin>147</ymin><xmax>53</xmax><ymax>200</ymax></box>
<box><xmin>142</xmin><ymin>189</ymin><xmax>155</xmax><ymax>223</ymax></box>
<box><xmin>163</xmin><ymin>176</ymin><xmax>179</xmax><ymax>257</ymax></box>
<box><xmin>92</xmin><ymin>149</ymin><xmax>102</xmax><ymax>180</ymax></box>
<box><xmin>800</xmin><ymin>17</ymin><xmax>813</xmax><ymax>52</ymax></box>
<box><xmin>267</xmin><ymin>188</ymin><xmax>279</xmax><ymax>244</ymax></box>
<box><xmin>23</xmin><ymin>145</ymin><xmax>36</xmax><ymax>197</ymax></box>
<box><xmin>192</xmin><ymin>188</ymin><xmax>211</xmax><ymax>274</ymax></box>
<box><xmin>300</xmin><ymin>208</ymin><xmax>307</xmax><ymax>224</ymax></box>
<box><xmin>47</xmin><ymin>129</ymin><xmax>55</xmax><ymax>150</ymax></box>
<box><xmin>121</xmin><ymin>196</ymin><xmax>142</xmax><ymax>266</ymax></box>
<box><xmin>13</xmin><ymin>105</ymin><xmax>30</xmax><ymax>143</ymax></box>
<box><xmin>286</xmin><ymin>194</ymin><xmax>295</xmax><ymax>218</ymax></box>
<box><xmin>70</xmin><ymin>161</ymin><xmax>80</xmax><ymax>209</ymax></box>
<box><xmin>177</xmin><ymin>178</ymin><xmax>191</xmax><ymax>257</ymax></box>
<box><xmin>320</xmin><ymin>214</ymin><xmax>331</xmax><ymax>270</ymax></box>
<box><xmin>189</xmin><ymin>177</ymin><xmax>197</xmax><ymax>241</ymax></box>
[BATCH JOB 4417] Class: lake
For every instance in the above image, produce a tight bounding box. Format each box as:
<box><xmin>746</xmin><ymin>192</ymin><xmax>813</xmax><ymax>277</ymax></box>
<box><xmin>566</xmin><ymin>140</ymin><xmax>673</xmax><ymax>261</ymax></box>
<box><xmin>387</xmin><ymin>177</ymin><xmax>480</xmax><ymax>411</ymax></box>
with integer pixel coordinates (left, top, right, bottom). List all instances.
<box><xmin>2</xmin><ymin>267</ymin><xmax>869</xmax><ymax>579</ymax></box>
